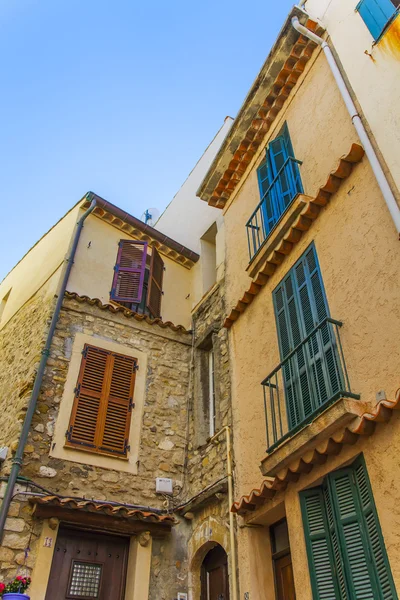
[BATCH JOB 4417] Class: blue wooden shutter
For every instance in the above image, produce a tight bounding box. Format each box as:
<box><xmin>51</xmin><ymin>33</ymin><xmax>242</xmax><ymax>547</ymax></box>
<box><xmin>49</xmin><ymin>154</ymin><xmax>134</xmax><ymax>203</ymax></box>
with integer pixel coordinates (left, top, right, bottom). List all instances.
<box><xmin>111</xmin><ymin>240</ymin><xmax>147</xmax><ymax>303</ymax></box>
<box><xmin>301</xmin><ymin>488</ymin><xmax>341</xmax><ymax>599</ymax></box>
<box><xmin>257</xmin><ymin>155</ymin><xmax>278</xmax><ymax>238</ymax></box>
<box><xmin>356</xmin><ymin>0</ymin><xmax>396</xmax><ymax>40</ymax></box>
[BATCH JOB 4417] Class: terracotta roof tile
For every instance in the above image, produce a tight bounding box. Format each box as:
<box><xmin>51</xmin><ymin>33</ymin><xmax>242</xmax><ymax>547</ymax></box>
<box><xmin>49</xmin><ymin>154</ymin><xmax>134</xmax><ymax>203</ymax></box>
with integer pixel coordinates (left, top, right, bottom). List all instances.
<box><xmin>224</xmin><ymin>143</ymin><xmax>365</xmax><ymax>329</ymax></box>
<box><xmin>82</xmin><ymin>193</ymin><xmax>199</xmax><ymax>269</ymax></box>
<box><xmin>64</xmin><ymin>291</ymin><xmax>190</xmax><ymax>334</ymax></box>
<box><xmin>206</xmin><ymin>19</ymin><xmax>323</xmax><ymax>210</ymax></box>
<box><xmin>232</xmin><ymin>387</ymin><xmax>400</xmax><ymax>515</ymax></box>
<box><xmin>31</xmin><ymin>495</ymin><xmax>175</xmax><ymax>524</ymax></box>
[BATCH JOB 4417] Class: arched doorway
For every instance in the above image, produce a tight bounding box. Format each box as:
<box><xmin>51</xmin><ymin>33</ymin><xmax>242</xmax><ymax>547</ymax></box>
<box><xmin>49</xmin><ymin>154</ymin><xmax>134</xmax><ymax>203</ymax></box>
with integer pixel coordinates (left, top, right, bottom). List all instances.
<box><xmin>200</xmin><ymin>544</ymin><xmax>230</xmax><ymax>600</ymax></box>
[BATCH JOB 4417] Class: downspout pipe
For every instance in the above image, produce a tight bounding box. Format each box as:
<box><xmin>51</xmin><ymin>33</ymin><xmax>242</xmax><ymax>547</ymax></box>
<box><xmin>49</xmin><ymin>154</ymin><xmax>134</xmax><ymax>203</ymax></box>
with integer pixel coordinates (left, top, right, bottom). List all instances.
<box><xmin>0</xmin><ymin>195</ymin><xmax>97</xmax><ymax>540</ymax></box>
<box><xmin>210</xmin><ymin>426</ymin><xmax>238</xmax><ymax>600</ymax></box>
<box><xmin>292</xmin><ymin>16</ymin><xmax>400</xmax><ymax>238</ymax></box>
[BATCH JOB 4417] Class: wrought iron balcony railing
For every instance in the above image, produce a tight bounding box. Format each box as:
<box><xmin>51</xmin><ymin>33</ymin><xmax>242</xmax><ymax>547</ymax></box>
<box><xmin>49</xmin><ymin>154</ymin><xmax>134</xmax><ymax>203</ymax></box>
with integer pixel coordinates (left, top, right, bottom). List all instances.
<box><xmin>262</xmin><ymin>318</ymin><xmax>359</xmax><ymax>453</ymax></box>
<box><xmin>246</xmin><ymin>157</ymin><xmax>303</xmax><ymax>261</ymax></box>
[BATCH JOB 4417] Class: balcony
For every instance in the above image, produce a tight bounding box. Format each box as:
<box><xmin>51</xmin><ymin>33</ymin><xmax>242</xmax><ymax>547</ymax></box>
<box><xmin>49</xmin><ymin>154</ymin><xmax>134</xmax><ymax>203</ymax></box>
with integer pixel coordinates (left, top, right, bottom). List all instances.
<box><xmin>246</xmin><ymin>157</ymin><xmax>303</xmax><ymax>261</ymax></box>
<box><xmin>262</xmin><ymin>317</ymin><xmax>360</xmax><ymax>455</ymax></box>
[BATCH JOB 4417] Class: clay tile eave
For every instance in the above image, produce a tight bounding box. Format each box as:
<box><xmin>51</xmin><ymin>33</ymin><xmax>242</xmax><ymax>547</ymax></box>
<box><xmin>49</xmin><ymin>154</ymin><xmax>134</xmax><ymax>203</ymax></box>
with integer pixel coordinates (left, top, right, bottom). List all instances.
<box><xmin>231</xmin><ymin>387</ymin><xmax>400</xmax><ymax>515</ymax></box>
<box><xmin>64</xmin><ymin>291</ymin><xmax>190</xmax><ymax>334</ymax></box>
<box><xmin>81</xmin><ymin>193</ymin><xmax>199</xmax><ymax>267</ymax></box>
<box><xmin>197</xmin><ymin>7</ymin><xmax>323</xmax><ymax>207</ymax></box>
<box><xmin>30</xmin><ymin>495</ymin><xmax>176</xmax><ymax>525</ymax></box>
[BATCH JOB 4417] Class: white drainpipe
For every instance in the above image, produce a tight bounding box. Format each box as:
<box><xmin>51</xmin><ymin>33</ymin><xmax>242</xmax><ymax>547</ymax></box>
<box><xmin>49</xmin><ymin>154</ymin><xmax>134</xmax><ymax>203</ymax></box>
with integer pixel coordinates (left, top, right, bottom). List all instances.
<box><xmin>292</xmin><ymin>16</ymin><xmax>400</xmax><ymax>238</ymax></box>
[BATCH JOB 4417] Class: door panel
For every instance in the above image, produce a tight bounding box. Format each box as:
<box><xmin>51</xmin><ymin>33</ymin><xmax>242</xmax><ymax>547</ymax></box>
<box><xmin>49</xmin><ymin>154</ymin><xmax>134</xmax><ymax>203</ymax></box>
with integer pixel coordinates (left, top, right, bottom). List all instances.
<box><xmin>45</xmin><ymin>528</ymin><xmax>128</xmax><ymax>600</ymax></box>
<box><xmin>201</xmin><ymin>545</ymin><xmax>230</xmax><ymax>600</ymax></box>
<box><xmin>275</xmin><ymin>553</ymin><xmax>296</xmax><ymax>600</ymax></box>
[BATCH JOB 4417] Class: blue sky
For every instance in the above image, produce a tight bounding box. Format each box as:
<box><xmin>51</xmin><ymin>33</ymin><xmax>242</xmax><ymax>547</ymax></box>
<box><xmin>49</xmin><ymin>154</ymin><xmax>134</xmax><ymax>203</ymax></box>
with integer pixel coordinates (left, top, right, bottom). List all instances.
<box><xmin>1</xmin><ymin>0</ymin><xmax>294</xmax><ymax>281</ymax></box>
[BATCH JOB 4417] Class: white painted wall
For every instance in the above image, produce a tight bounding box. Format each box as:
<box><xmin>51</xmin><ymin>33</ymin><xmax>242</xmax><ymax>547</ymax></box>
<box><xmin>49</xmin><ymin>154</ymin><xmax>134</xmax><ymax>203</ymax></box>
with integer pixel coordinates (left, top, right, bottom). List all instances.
<box><xmin>156</xmin><ymin>117</ymin><xmax>233</xmax><ymax>254</ymax></box>
<box><xmin>305</xmin><ymin>0</ymin><xmax>400</xmax><ymax>192</ymax></box>
<box><xmin>156</xmin><ymin>117</ymin><xmax>233</xmax><ymax>307</ymax></box>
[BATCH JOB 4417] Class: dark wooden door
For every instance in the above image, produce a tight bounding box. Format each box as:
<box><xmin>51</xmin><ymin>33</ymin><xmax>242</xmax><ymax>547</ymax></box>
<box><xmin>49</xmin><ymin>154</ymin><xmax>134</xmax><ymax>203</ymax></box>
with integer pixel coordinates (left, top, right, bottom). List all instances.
<box><xmin>45</xmin><ymin>528</ymin><xmax>129</xmax><ymax>600</ymax></box>
<box><xmin>201</xmin><ymin>545</ymin><xmax>230</xmax><ymax>600</ymax></box>
<box><xmin>274</xmin><ymin>553</ymin><xmax>296</xmax><ymax>600</ymax></box>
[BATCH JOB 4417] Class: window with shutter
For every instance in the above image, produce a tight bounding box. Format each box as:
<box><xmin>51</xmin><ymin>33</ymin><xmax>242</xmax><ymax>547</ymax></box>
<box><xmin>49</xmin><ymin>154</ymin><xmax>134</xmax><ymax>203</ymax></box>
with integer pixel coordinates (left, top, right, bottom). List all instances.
<box><xmin>301</xmin><ymin>456</ymin><xmax>397</xmax><ymax>600</ymax></box>
<box><xmin>66</xmin><ymin>344</ymin><xmax>137</xmax><ymax>458</ymax></box>
<box><xmin>356</xmin><ymin>0</ymin><xmax>397</xmax><ymax>40</ymax></box>
<box><xmin>146</xmin><ymin>248</ymin><xmax>164</xmax><ymax>318</ymax></box>
<box><xmin>273</xmin><ymin>244</ymin><xmax>343</xmax><ymax>432</ymax></box>
<box><xmin>110</xmin><ymin>240</ymin><xmax>147</xmax><ymax>303</ymax></box>
<box><xmin>256</xmin><ymin>123</ymin><xmax>303</xmax><ymax>241</ymax></box>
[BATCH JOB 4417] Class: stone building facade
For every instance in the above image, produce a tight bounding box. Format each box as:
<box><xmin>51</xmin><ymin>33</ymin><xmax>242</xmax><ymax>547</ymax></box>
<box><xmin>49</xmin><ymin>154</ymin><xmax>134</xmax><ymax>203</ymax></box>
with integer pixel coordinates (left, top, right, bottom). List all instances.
<box><xmin>198</xmin><ymin>6</ymin><xmax>400</xmax><ymax>600</ymax></box>
<box><xmin>0</xmin><ymin>121</ymin><xmax>235</xmax><ymax>599</ymax></box>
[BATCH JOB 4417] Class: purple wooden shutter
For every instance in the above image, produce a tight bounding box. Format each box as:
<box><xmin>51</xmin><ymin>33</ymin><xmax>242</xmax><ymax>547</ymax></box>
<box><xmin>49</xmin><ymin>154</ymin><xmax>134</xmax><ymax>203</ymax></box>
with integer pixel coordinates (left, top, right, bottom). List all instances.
<box><xmin>146</xmin><ymin>248</ymin><xmax>164</xmax><ymax>318</ymax></box>
<box><xmin>111</xmin><ymin>240</ymin><xmax>147</xmax><ymax>303</ymax></box>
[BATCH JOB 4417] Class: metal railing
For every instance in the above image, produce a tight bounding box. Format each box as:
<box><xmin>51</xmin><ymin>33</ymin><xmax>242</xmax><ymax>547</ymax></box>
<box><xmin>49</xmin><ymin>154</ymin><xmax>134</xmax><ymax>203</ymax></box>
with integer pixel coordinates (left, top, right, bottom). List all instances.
<box><xmin>246</xmin><ymin>157</ymin><xmax>303</xmax><ymax>260</ymax></box>
<box><xmin>262</xmin><ymin>318</ymin><xmax>359</xmax><ymax>453</ymax></box>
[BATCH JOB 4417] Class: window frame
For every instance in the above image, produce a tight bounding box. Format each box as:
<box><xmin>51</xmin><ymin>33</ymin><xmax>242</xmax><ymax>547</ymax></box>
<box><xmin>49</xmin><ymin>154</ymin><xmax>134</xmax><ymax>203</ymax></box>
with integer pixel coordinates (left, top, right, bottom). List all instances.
<box><xmin>208</xmin><ymin>349</ymin><xmax>216</xmax><ymax>438</ymax></box>
<box><xmin>65</xmin><ymin>343</ymin><xmax>137</xmax><ymax>459</ymax></box>
<box><xmin>256</xmin><ymin>122</ymin><xmax>303</xmax><ymax>243</ymax></box>
<box><xmin>110</xmin><ymin>241</ymin><xmax>164</xmax><ymax>319</ymax></box>
<box><xmin>356</xmin><ymin>0</ymin><xmax>399</xmax><ymax>41</ymax></box>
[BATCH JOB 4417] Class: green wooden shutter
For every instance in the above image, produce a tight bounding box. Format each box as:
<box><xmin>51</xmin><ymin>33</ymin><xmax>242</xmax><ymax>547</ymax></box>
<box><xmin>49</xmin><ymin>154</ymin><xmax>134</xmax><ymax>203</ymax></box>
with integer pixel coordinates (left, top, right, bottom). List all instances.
<box><xmin>353</xmin><ymin>457</ymin><xmax>398</xmax><ymax>600</ymax></box>
<box><xmin>273</xmin><ymin>244</ymin><xmax>341</xmax><ymax>430</ymax></box>
<box><xmin>301</xmin><ymin>458</ymin><xmax>397</xmax><ymax>600</ymax></box>
<box><xmin>327</xmin><ymin>459</ymin><xmax>398</xmax><ymax>600</ymax></box>
<box><xmin>328</xmin><ymin>467</ymin><xmax>376</xmax><ymax>599</ymax></box>
<box><xmin>274</xmin><ymin>274</ymin><xmax>305</xmax><ymax>428</ymax></box>
<box><xmin>301</xmin><ymin>488</ymin><xmax>341</xmax><ymax>599</ymax></box>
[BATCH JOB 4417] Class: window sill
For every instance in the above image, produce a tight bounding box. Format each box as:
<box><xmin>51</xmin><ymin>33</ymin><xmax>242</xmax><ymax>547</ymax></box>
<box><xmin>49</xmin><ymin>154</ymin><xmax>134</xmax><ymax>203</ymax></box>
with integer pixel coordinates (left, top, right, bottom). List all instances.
<box><xmin>64</xmin><ymin>442</ymin><xmax>129</xmax><ymax>461</ymax></box>
<box><xmin>246</xmin><ymin>194</ymin><xmax>311</xmax><ymax>280</ymax></box>
<box><xmin>259</xmin><ymin>395</ymin><xmax>367</xmax><ymax>478</ymax></box>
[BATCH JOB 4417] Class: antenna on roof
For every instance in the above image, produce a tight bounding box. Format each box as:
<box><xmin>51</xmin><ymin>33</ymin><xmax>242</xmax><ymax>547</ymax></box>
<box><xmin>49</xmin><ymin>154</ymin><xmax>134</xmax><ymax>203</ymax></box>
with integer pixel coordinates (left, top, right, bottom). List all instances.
<box><xmin>140</xmin><ymin>208</ymin><xmax>160</xmax><ymax>227</ymax></box>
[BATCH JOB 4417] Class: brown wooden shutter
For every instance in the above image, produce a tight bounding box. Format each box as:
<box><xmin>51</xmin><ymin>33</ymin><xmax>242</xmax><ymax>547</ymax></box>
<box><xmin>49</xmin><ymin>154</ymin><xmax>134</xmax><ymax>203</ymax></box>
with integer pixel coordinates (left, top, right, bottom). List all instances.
<box><xmin>66</xmin><ymin>344</ymin><xmax>137</xmax><ymax>457</ymax></box>
<box><xmin>98</xmin><ymin>352</ymin><xmax>136</xmax><ymax>456</ymax></box>
<box><xmin>146</xmin><ymin>248</ymin><xmax>164</xmax><ymax>318</ymax></box>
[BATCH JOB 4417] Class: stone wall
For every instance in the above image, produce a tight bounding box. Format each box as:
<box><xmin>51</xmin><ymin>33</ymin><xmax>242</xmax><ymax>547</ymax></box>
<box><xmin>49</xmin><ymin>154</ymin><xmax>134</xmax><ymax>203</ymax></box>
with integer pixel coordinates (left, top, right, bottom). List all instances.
<box><xmin>0</xmin><ymin>286</ymin><xmax>55</xmax><ymax>580</ymax></box>
<box><xmin>186</xmin><ymin>282</ymin><xmax>232</xmax><ymax>497</ymax></box>
<box><xmin>19</xmin><ymin>296</ymin><xmax>192</xmax><ymax>505</ymax></box>
<box><xmin>0</xmin><ymin>287</ymin><xmax>54</xmax><ymax>460</ymax></box>
<box><xmin>0</xmin><ymin>285</ymin><xmax>233</xmax><ymax>596</ymax></box>
<box><xmin>0</xmin><ymin>295</ymin><xmax>193</xmax><ymax>590</ymax></box>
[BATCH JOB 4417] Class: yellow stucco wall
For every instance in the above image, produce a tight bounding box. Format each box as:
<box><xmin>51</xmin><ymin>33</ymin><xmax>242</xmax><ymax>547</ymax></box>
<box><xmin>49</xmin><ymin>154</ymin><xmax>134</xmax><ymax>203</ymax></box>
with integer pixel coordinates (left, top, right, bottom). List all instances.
<box><xmin>238</xmin><ymin>419</ymin><xmax>400</xmax><ymax>599</ymax></box>
<box><xmin>221</xmin><ymin>44</ymin><xmax>400</xmax><ymax>599</ymax></box>
<box><xmin>67</xmin><ymin>214</ymin><xmax>193</xmax><ymax>328</ymax></box>
<box><xmin>306</xmin><ymin>0</ymin><xmax>400</xmax><ymax>193</ymax></box>
<box><xmin>223</xmin><ymin>50</ymin><xmax>359</xmax><ymax>310</ymax></box>
<box><xmin>0</xmin><ymin>205</ymin><xmax>80</xmax><ymax>328</ymax></box>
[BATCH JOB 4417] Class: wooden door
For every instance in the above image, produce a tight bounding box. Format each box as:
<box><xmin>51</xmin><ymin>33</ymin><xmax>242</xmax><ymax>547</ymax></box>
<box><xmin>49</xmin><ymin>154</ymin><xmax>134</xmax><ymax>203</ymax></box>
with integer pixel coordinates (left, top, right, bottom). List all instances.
<box><xmin>45</xmin><ymin>528</ymin><xmax>129</xmax><ymax>600</ymax></box>
<box><xmin>201</xmin><ymin>545</ymin><xmax>230</xmax><ymax>600</ymax></box>
<box><xmin>274</xmin><ymin>553</ymin><xmax>296</xmax><ymax>600</ymax></box>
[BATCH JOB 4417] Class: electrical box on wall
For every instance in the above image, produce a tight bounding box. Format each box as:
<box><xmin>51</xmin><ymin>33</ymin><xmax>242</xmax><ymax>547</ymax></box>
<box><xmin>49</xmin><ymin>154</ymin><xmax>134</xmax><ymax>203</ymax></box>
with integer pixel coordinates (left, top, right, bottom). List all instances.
<box><xmin>155</xmin><ymin>477</ymin><xmax>173</xmax><ymax>494</ymax></box>
<box><xmin>177</xmin><ymin>594</ymin><xmax>188</xmax><ymax>600</ymax></box>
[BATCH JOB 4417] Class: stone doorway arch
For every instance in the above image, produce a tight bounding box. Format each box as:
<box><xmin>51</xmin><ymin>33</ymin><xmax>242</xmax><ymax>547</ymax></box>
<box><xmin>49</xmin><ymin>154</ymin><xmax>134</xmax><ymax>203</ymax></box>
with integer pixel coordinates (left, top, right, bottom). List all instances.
<box><xmin>188</xmin><ymin>516</ymin><xmax>230</xmax><ymax>600</ymax></box>
<box><xmin>200</xmin><ymin>544</ymin><xmax>229</xmax><ymax>600</ymax></box>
